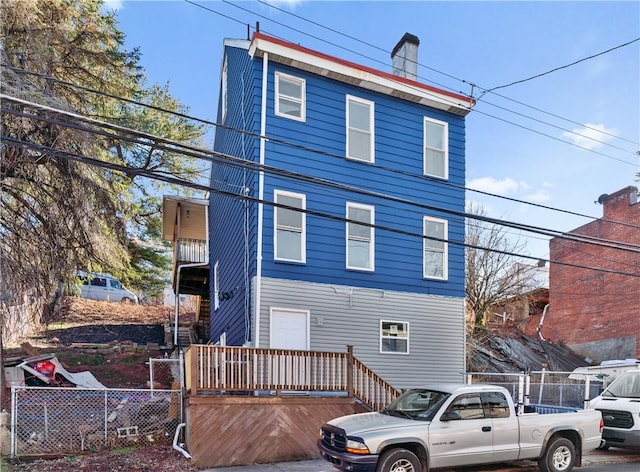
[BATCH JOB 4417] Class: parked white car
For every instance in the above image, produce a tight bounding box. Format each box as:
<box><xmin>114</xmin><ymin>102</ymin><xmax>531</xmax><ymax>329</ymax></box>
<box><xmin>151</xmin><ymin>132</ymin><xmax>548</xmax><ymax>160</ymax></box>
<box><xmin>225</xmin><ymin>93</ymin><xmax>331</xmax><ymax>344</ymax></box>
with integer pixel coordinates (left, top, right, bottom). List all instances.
<box><xmin>76</xmin><ymin>271</ymin><xmax>138</xmax><ymax>303</ymax></box>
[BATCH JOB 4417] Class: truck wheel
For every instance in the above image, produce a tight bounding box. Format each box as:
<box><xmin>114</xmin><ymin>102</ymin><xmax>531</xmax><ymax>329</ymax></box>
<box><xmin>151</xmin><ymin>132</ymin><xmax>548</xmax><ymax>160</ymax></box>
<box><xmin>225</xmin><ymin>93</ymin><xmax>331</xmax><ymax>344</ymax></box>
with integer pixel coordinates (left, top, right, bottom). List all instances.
<box><xmin>538</xmin><ymin>437</ymin><xmax>576</xmax><ymax>472</ymax></box>
<box><xmin>376</xmin><ymin>448</ymin><xmax>421</xmax><ymax>472</ymax></box>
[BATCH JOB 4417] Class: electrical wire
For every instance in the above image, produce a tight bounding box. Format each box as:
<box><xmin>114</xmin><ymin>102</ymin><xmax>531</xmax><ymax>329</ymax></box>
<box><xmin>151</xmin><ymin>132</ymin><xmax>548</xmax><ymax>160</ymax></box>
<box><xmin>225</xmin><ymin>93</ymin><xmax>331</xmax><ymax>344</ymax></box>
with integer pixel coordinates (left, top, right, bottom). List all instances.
<box><xmin>4</xmin><ymin>134</ymin><xmax>640</xmax><ymax>279</ymax></box>
<box><xmin>253</xmin><ymin>0</ymin><xmax>640</xmax><ymax>149</ymax></box>
<box><xmin>3</xmin><ymin>66</ymin><xmax>639</xmax><ymax>232</ymax></box>
<box><xmin>482</xmin><ymin>37</ymin><xmax>640</xmax><ymax>94</ymax></box>
<box><xmin>217</xmin><ymin>0</ymin><xmax>639</xmax><ymax>155</ymax></box>
<box><xmin>3</xmin><ymin>94</ymin><xmax>640</xmax><ymax>257</ymax></box>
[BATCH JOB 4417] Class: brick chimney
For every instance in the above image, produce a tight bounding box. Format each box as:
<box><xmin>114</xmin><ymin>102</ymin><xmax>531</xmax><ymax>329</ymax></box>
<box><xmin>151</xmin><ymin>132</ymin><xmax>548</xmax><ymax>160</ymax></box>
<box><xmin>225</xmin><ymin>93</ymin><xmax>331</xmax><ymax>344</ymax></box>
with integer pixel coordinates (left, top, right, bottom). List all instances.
<box><xmin>600</xmin><ymin>186</ymin><xmax>639</xmax><ymax>220</ymax></box>
<box><xmin>391</xmin><ymin>33</ymin><xmax>420</xmax><ymax>81</ymax></box>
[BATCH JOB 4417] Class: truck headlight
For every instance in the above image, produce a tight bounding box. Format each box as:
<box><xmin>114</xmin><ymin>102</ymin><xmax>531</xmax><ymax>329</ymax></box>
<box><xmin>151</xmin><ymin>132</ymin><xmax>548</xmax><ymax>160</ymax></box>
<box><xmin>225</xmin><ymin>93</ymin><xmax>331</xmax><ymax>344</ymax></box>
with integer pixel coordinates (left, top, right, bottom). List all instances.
<box><xmin>346</xmin><ymin>437</ymin><xmax>370</xmax><ymax>455</ymax></box>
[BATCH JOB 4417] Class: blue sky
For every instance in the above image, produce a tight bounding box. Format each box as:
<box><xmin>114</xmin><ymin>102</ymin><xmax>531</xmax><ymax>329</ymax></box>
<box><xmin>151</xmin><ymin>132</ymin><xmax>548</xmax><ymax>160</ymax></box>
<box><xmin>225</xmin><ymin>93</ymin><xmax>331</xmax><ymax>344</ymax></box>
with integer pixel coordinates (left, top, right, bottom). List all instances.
<box><xmin>109</xmin><ymin>0</ymin><xmax>640</xmax><ymax>259</ymax></box>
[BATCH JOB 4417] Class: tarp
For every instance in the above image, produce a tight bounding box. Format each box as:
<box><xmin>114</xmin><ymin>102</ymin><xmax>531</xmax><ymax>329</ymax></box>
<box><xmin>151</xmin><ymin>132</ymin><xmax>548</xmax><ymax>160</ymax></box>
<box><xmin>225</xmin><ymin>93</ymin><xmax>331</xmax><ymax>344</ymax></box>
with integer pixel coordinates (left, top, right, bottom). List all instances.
<box><xmin>18</xmin><ymin>354</ymin><xmax>106</xmax><ymax>389</ymax></box>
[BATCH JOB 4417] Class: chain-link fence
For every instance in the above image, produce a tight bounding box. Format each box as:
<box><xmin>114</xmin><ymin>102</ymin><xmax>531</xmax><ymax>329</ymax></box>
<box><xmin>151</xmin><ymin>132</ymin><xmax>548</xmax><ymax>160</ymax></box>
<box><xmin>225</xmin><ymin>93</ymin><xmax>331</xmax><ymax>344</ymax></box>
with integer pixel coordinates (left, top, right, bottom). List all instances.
<box><xmin>466</xmin><ymin>371</ymin><xmax>604</xmax><ymax>410</ymax></box>
<box><xmin>10</xmin><ymin>386</ymin><xmax>182</xmax><ymax>458</ymax></box>
<box><xmin>149</xmin><ymin>357</ymin><xmax>182</xmax><ymax>390</ymax></box>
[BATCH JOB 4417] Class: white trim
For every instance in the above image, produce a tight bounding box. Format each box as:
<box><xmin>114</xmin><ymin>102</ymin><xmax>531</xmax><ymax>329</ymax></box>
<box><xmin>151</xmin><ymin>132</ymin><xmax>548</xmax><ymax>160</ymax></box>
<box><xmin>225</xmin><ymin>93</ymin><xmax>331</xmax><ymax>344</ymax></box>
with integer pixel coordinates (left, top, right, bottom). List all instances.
<box><xmin>274</xmin><ymin>190</ymin><xmax>306</xmax><ymax>263</ymax></box>
<box><xmin>423</xmin><ymin>216</ymin><xmax>448</xmax><ymax>280</ymax></box>
<box><xmin>255</xmin><ymin>52</ymin><xmax>269</xmax><ymax>348</ymax></box>
<box><xmin>379</xmin><ymin>319</ymin><xmax>410</xmax><ymax>355</ymax></box>
<box><xmin>269</xmin><ymin>307</ymin><xmax>311</xmax><ymax>350</ymax></box>
<box><xmin>275</xmin><ymin>71</ymin><xmax>306</xmax><ymax>122</ymax></box>
<box><xmin>213</xmin><ymin>261</ymin><xmax>220</xmax><ymax>311</ymax></box>
<box><xmin>346</xmin><ymin>202</ymin><xmax>375</xmax><ymax>271</ymax></box>
<box><xmin>346</xmin><ymin>95</ymin><xmax>375</xmax><ymax>163</ymax></box>
<box><xmin>423</xmin><ymin>117</ymin><xmax>449</xmax><ymax>179</ymax></box>
<box><xmin>248</xmin><ymin>35</ymin><xmax>474</xmax><ymax>115</ymax></box>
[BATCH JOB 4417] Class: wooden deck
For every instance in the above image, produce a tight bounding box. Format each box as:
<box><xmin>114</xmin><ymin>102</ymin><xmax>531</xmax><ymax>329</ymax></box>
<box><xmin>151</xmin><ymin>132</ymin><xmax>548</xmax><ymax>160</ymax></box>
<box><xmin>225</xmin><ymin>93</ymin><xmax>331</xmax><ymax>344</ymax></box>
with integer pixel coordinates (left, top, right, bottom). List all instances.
<box><xmin>183</xmin><ymin>344</ymin><xmax>401</xmax><ymax>467</ymax></box>
<box><xmin>185</xmin><ymin>395</ymin><xmax>358</xmax><ymax>468</ymax></box>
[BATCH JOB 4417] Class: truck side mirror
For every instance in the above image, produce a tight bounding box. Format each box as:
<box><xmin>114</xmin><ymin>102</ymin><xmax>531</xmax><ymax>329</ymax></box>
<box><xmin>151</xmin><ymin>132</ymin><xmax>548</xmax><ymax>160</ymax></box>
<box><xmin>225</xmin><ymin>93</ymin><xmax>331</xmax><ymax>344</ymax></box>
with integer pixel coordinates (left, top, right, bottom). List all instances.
<box><xmin>440</xmin><ymin>411</ymin><xmax>461</xmax><ymax>421</ymax></box>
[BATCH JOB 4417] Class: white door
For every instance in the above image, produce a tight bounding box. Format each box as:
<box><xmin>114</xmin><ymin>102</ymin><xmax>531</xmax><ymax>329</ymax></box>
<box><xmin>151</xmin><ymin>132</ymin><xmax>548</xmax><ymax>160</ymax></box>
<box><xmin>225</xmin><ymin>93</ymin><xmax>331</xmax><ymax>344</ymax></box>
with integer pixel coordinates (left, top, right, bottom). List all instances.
<box><xmin>270</xmin><ymin>309</ymin><xmax>309</xmax><ymax>350</ymax></box>
<box><xmin>270</xmin><ymin>309</ymin><xmax>310</xmax><ymax>388</ymax></box>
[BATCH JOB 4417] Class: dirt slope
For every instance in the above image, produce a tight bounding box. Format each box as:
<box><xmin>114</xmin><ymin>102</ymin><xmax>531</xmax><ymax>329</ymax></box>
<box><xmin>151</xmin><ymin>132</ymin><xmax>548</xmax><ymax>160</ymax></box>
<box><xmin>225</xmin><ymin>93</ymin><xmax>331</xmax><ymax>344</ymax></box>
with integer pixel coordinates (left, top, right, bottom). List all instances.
<box><xmin>3</xmin><ymin>298</ymin><xmax>198</xmax><ymax>471</ymax></box>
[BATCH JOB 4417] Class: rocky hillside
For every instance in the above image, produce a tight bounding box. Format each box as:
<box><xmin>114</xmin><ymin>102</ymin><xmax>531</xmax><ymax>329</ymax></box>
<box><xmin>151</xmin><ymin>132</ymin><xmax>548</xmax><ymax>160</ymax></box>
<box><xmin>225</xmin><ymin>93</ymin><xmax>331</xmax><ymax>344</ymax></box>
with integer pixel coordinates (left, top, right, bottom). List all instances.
<box><xmin>468</xmin><ymin>324</ymin><xmax>589</xmax><ymax>373</ymax></box>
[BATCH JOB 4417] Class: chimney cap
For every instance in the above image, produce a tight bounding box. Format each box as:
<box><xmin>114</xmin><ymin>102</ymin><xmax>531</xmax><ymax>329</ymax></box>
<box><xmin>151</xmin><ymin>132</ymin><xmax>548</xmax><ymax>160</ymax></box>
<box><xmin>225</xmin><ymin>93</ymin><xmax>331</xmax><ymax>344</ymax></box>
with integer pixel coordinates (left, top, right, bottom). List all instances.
<box><xmin>391</xmin><ymin>32</ymin><xmax>420</xmax><ymax>58</ymax></box>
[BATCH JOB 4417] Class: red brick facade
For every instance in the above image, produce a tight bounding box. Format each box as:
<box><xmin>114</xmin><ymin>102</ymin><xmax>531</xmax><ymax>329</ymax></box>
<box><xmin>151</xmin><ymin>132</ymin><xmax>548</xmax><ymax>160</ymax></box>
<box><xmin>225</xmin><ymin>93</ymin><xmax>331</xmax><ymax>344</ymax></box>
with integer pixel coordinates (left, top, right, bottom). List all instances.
<box><xmin>543</xmin><ymin>186</ymin><xmax>640</xmax><ymax>362</ymax></box>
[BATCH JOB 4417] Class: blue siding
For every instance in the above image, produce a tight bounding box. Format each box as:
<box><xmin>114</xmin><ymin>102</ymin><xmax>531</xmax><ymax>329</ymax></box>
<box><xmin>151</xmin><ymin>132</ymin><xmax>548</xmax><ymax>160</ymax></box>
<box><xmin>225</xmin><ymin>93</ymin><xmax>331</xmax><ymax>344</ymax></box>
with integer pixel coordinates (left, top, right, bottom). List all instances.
<box><xmin>209</xmin><ymin>41</ymin><xmax>469</xmax><ymax>346</ymax></box>
<box><xmin>209</xmin><ymin>43</ymin><xmax>261</xmax><ymax>345</ymax></box>
<box><xmin>260</xmin><ymin>62</ymin><xmax>466</xmax><ymax>297</ymax></box>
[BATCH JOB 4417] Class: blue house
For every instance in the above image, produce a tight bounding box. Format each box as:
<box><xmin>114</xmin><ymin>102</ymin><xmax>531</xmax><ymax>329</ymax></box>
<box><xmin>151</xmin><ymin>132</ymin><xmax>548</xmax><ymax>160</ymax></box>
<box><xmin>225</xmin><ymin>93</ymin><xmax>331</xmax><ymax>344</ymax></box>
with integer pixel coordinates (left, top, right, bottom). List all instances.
<box><xmin>209</xmin><ymin>32</ymin><xmax>474</xmax><ymax>387</ymax></box>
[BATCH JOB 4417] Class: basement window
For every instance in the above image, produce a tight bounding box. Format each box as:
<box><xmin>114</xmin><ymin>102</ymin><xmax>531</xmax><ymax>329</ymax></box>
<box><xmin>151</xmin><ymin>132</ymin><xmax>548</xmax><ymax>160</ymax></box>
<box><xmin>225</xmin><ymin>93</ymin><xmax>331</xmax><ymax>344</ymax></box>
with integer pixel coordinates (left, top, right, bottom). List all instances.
<box><xmin>380</xmin><ymin>320</ymin><xmax>409</xmax><ymax>354</ymax></box>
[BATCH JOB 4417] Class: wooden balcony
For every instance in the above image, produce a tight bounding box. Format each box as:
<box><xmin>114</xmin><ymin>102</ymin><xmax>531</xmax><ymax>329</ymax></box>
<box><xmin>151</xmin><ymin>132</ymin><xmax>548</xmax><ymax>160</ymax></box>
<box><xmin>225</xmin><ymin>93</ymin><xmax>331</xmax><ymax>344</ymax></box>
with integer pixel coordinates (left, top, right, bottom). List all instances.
<box><xmin>184</xmin><ymin>344</ymin><xmax>401</xmax><ymax>412</ymax></box>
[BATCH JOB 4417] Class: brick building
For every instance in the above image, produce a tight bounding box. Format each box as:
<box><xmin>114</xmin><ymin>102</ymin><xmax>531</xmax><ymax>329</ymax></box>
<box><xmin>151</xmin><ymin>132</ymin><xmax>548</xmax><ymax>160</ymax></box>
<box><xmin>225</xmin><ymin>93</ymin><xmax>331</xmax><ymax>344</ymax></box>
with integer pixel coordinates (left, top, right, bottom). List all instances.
<box><xmin>541</xmin><ymin>186</ymin><xmax>640</xmax><ymax>362</ymax></box>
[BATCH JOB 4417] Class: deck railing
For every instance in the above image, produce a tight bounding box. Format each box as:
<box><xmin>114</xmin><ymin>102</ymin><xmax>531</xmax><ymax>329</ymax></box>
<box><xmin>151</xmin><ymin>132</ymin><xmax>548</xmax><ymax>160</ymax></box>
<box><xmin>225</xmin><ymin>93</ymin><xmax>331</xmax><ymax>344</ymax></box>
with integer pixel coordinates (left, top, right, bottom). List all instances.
<box><xmin>184</xmin><ymin>345</ymin><xmax>401</xmax><ymax>411</ymax></box>
<box><xmin>176</xmin><ymin>238</ymin><xmax>207</xmax><ymax>263</ymax></box>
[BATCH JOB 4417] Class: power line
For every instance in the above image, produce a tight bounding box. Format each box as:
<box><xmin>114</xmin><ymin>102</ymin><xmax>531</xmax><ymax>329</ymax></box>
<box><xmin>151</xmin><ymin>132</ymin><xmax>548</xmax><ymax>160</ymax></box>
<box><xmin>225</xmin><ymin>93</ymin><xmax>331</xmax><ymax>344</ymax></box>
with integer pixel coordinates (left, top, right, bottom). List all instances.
<box><xmin>253</xmin><ymin>0</ymin><xmax>640</xmax><ymax>150</ymax></box>
<box><xmin>5</xmin><ymin>65</ymin><xmax>638</xmax><ymax>233</ymax></box>
<box><xmin>3</xmin><ymin>94</ymin><xmax>640</xmax><ymax>256</ymax></box>
<box><xmin>4</xmin><ymin>134</ymin><xmax>640</xmax><ymax>280</ymax></box>
<box><xmin>482</xmin><ymin>37</ymin><xmax>640</xmax><ymax>94</ymax></box>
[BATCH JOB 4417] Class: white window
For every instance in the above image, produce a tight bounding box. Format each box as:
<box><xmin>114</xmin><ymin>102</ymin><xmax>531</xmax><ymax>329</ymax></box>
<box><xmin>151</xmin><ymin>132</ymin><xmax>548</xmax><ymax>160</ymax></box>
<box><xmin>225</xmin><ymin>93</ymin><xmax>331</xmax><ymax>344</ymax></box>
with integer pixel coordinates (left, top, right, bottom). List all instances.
<box><xmin>221</xmin><ymin>56</ymin><xmax>228</xmax><ymax>121</ymax></box>
<box><xmin>424</xmin><ymin>117</ymin><xmax>448</xmax><ymax>179</ymax></box>
<box><xmin>346</xmin><ymin>95</ymin><xmax>374</xmax><ymax>162</ymax></box>
<box><xmin>214</xmin><ymin>261</ymin><xmax>220</xmax><ymax>310</ymax></box>
<box><xmin>274</xmin><ymin>190</ymin><xmax>306</xmax><ymax>263</ymax></box>
<box><xmin>346</xmin><ymin>203</ymin><xmax>374</xmax><ymax>271</ymax></box>
<box><xmin>275</xmin><ymin>72</ymin><xmax>305</xmax><ymax>121</ymax></box>
<box><xmin>423</xmin><ymin>217</ymin><xmax>448</xmax><ymax>279</ymax></box>
<box><xmin>380</xmin><ymin>320</ymin><xmax>409</xmax><ymax>354</ymax></box>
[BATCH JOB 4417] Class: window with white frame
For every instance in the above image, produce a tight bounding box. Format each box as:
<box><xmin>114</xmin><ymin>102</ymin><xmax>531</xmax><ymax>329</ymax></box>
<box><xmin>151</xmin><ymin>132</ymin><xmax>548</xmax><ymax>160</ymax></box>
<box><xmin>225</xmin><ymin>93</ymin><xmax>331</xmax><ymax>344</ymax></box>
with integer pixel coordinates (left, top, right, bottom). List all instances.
<box><xmin>423</xmin><ymin>216</ymin><xmax>448</xmax><ymax>279</ymax></box>
<box><xmin>214</xmin><ymin>260</ymin><xmax>220</xmax><ymax>310</ymax></box>
<box><xmin>346</xmin><ymin>95</ymin><xmax>374</xmax><ymax>162</ymax></box>
<box><xmin>346</xmin><ymin>203</ymin><xmax>374</xmax><ymax>270</ymax></box>
<box><xmin>221</xmin><ymin>56</ymin><xmax>228</xmax><ymax>121</ymax></box>
<box><xmin>380</xmin><ymin>320</ymin><xmax>409</xmax><ymax>354</ymax></box>
<box><xmin>275</xmin><ymin>72</ymin><xmax>306</xmax><ymax>121</ymax></box>
<box><xmin>424</xmin><ymin>117</ymin><xmax>448</xmax><ymax>179</ymax></box>
<box><xmin>274</xmin><ymin>190</ymin><xmax>306</xmax><ymax>262</ymax></box>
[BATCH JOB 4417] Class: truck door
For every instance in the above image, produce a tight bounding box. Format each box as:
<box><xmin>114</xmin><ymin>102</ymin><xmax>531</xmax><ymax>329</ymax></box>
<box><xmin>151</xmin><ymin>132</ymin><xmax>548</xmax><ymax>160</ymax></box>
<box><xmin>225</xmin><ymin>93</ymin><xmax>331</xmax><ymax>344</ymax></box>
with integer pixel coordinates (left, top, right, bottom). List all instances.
<box><xmin>429</xmin><ymin>393</ymin><xmax>494</xmax><ymax>468</ymax></box>
<box><xmin>481</xmin><ymin>391</ymin><xmax>520</xmax><ymax>462</ymax></box>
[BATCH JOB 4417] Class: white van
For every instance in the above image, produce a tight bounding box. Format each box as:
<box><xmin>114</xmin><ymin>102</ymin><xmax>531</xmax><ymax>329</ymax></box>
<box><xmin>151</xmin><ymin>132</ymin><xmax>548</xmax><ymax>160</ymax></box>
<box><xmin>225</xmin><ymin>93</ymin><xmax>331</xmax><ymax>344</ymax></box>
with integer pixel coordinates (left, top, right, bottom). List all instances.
<box><xmin>590</xmin><ymin>369</ymin><xmax>640</xmax><ymax>450</ymax></box>
<box><xmin>77</xmin><ymin>271</ymin><xmax>138</xmax><ymax>303</ymax></box>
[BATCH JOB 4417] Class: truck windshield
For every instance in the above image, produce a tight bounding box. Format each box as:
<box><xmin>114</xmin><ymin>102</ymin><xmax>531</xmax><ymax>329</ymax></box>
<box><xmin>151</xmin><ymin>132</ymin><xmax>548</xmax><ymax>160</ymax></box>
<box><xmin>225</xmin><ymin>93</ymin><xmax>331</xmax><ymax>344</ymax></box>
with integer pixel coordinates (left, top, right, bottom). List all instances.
<box><xmin>603</xmin><ymin>373</ymin><xmax>640</xmax><ymax>398</ymax></box>
<box><xmin>382</xmin><ymin>389</ymin><xmax>450</xmax><ymax>421</ymax></box>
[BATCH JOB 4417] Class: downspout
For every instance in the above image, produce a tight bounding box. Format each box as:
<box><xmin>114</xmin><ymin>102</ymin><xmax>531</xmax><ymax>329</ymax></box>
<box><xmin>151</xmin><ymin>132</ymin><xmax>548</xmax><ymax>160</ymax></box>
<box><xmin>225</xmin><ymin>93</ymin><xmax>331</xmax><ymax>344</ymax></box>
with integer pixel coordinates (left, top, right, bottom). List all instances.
<box><xmin>172</xmin><ymin>422</ymin><xmax>192</xmax><ymax>459</ymax></box>
<box><xmin>536</xmin><ymin>303</ymin><xmax>553</xmax><ymax>370</ymax></box>
<box><xmin>254</xmin><ymin>51</ymin><xmax>268</xmax><ymax>348</ymax></box>
<box><xmin>537</xmin><ymin>303</ymin><xmax>549</xmax><ymax>342</ymax></box>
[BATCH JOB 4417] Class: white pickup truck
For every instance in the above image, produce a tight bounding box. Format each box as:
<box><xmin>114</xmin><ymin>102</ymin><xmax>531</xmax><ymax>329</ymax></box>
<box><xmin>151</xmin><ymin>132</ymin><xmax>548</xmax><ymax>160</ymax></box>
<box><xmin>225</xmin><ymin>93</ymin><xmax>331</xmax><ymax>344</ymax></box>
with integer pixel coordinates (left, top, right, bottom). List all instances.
<box><xmin>318</xmin><ymin>383</ymin><xmax>603</xmax><ymax>472</ymax></box>
<box><xmin>590</xmin><ymin>370</ymin><xmax>640</xmax><ymax>450</ymax></box>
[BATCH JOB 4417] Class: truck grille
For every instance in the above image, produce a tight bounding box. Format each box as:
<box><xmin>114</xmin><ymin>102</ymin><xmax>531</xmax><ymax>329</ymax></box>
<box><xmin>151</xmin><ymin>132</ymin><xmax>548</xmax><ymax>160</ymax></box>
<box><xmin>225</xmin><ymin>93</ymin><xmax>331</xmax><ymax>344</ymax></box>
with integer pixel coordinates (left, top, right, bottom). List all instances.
<box><xmin>321</xmin><ymin>424</ymin><xmax>347</xmax><ymax>452</ymax></box>
<box><xmin>597</xmin><ymin>409</ymin><xmax>635</xmax><ymax>429</ymax></box>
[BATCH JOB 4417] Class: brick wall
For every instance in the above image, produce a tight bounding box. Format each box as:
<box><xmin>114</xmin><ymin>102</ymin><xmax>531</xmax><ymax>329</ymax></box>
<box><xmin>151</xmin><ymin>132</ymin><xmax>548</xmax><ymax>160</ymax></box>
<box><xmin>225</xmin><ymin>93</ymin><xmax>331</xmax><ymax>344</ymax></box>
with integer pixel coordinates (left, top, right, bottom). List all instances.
<box><xmin>544</xmin><ymin>187</ymin><xmax>640</xmax><ymax>362</ymax></box>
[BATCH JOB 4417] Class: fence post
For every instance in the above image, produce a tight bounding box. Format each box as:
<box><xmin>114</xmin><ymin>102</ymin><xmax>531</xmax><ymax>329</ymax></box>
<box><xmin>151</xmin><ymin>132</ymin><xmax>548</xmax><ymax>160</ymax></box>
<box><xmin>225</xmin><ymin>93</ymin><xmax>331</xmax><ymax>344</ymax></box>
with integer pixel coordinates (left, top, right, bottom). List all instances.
<box><xmin>10</xmin><ymin>386</ymin><xmax>16</xmax><ymax>458</ymax></box>
<box><xmin>347</xmin><ymin>345</ymin><xmax>354</xmax><ymax>398</ymax></box>
<box><xmin>583</xmin><ymin>374</ymin><xmax>591</xmax><ymax>410</ymax></box>
<box><xmin>190</xmin><ymin>346</ymin><xmax>199</xmax><ymax>395</ymax></box>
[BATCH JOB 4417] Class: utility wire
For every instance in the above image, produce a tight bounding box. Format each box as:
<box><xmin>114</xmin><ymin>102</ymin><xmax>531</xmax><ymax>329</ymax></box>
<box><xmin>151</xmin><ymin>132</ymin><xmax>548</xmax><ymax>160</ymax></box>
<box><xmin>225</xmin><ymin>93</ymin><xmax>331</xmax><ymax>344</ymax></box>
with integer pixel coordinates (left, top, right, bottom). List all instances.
<box><xmin>4</xmin><ymin>66</ymin><xmax>639</xmax><ymax>232</ymax></box>
<box><xmin>482</xmin><ymin>37</ymin><xmax>640</xmax><ymax>94</ymax></box>
<box><xmin>3</xmin><ymin>94</ymin><xmax>640</xmax><ymax>255</ymax></box>
<box><xmin>4</xmin><ymin>134</ymin><xmax>640</xmax><ymax>279</ymax></box>
<box><xmin>236</xmin><ymin>0</ymin><xmax>639</xmax><ymax>152</ymax></box>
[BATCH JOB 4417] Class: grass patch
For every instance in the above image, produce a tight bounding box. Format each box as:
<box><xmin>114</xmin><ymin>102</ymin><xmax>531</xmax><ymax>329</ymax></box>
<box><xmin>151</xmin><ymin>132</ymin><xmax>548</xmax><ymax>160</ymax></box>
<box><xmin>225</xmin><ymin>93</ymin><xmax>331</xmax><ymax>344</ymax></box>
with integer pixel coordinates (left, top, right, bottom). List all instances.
<box><xmin>112</xmin><ymin>447</ymin><xmax>136</xmax><ymax>455</ymax></box>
